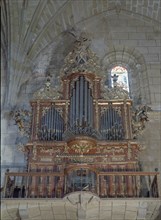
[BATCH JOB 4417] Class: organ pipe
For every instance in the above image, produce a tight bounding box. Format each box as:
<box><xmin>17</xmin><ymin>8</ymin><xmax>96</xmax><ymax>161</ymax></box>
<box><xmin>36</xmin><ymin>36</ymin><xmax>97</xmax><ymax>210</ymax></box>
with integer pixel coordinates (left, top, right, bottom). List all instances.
<box><xmin>100</xmin><ymin>105</ymin><xmax>124</xmax><ymax>140</ymax></box>
<box><xmin>39</xmin><ymin>106</ymin><xmax>64</xmax><ymax>141</ymax></box>
<box><xmin>76</xmin><ymin>80</ymin><xmax>79</xmax><ymax>122</ymax></box>
<box><xmin>87</xmin><ymin>86</ymin><xmax>90</xmax><ymax>126</ymax></box>
<box><xmin>84</xmin><ymin>81</ymin><xmax>88</xmax><ymax>122</ymax></box>
<box><xmin>80</xmin><ymin>76</ymin><xmax>83</xmax><ymax>126</ymax></box>
<box><xmin>39</xmin><ymin>75</ymin><xmax>125</xmax><ymax>142</ymax></box>
<box><xmin>69</xmin><ymin>76</ymin><xmax>94</xmax><ymax>135</ymax></box>
<box><xmin>70</xmin><ymin>93</ymin><xmax>73</xmax><ymax>126</ymax></box>
<box><xmin>73</xmin><ymin>88</ymin><xmax>76</xmax><ymax>126</ymax></box>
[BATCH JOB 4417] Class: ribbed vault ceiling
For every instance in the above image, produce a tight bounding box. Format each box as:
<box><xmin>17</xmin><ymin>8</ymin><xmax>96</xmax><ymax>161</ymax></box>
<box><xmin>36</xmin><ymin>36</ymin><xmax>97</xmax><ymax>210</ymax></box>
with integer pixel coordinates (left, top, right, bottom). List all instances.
<box><xmin>1</xmin><ymin>0</ymin><xmax>161</xmax><ymax>108</ymax></box>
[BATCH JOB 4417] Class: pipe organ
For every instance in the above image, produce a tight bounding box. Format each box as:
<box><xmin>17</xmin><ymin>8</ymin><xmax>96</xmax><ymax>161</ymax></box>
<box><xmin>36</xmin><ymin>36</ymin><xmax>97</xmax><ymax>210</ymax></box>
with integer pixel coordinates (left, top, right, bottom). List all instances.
<box><xmin>38</xmin><ymin>106</ymin><xmax>64</xmax><ymax>141</ymax></box>
<box><xmin>69</xmin><ymin>76</ymin><xmax>93</xmax><ymax>130</ymax></box>
<box><xmin>69</xmin><ymin>75</ymin><xmax>94</xmax><ymax>137</ymax></box>
<box><xmin>4</xmin><ymin>39</ymin><xmax>159</xmax><ymax>200</ymax></box>
<box><xmin>100</xmin><ymin>104</ymin><xmax>124</xmax><ymax>140</ymax></box>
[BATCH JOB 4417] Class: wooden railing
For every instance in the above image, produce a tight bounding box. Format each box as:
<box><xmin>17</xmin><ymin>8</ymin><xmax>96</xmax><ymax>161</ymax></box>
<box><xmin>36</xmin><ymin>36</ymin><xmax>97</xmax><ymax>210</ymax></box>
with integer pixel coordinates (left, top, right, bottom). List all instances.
<box><xmin>1</xmin><ymin>171</ymin><xmax>160</xmax><ymax>199</ymax></box>
<box><xmin>98</xmin><ymin>172</ymin><xmax>159</xmax><ymax>198</ymax></box>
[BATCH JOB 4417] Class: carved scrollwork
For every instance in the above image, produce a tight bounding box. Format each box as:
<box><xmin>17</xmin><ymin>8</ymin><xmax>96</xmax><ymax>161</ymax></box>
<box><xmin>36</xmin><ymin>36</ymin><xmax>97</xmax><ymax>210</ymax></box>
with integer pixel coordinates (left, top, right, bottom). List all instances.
<box><xmin>132</xmin><ymin>105</ymin><xmax>151</xmax><ymax>138</ymax></box>
<box><xmin>127</xmin><ymin>145</ymin><xmax>132</xmax><ymax>160</ymax></box>
<box><xmin>100</xmin><ymin>106</ymin><xmax>122</xmax><ymax>116</ymax></box>
<box><xmin>56</xmin><ymin>107</ymin><xmax>63</xmax><ymax>117</ymax></box>
<box><xmin>60</xmin><ymin>35</ymin><xmax>103</xmax><ymax>76</ymax></box>
<box><xmin>33</xmin><ymin>77</ymin><xmax>61</xmax><ymax>100</ymax></box>
<box><xmin>102</xmin><ymin>86</ymin><xmax>129</xmax><ymax>100</ymax></box>
<box><xmin>96</xmin><ymin>146</ymin><xmax>125</xmax><ymax>155</ymax></box>
<box><xmin>42</xmin><ymin>107</ymin><xmax>50</xmax><ymax>116</ymax></box>
<box><xmin>17</xmin><ymin>143</ymin><xmax>26</xmax><ymax>152</ymax></box>
<box><xmin>111</xmin><ymin>156</ymin><xmax>125</xmax><ymax>162</ymax></box>
<box><xmin>39</xmin><ymin>146</ymin><xmax>62</xmax><ymax>155</ymax></box>
<box><xmin>32</xmin><ymin>144</ymin><xmax>37</xmax><ymax>160</ymax></box>
<box><xmin>69</xmin><ymin>157</ymin><xmax>95</xmax><ymax>163</ymax></box>
<box><xmin>10</xmin><ymin>109</ymin><xmax>31</xmax><ymax>137</ymax></box>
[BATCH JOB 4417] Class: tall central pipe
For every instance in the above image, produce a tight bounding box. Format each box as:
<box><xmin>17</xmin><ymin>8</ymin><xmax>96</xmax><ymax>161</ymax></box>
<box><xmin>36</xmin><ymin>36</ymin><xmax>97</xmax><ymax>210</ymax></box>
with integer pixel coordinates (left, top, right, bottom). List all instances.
<box><xmin>69</xmin><ymin>76</ymin><xmax>94</xmax><ymax>134</ymax></box>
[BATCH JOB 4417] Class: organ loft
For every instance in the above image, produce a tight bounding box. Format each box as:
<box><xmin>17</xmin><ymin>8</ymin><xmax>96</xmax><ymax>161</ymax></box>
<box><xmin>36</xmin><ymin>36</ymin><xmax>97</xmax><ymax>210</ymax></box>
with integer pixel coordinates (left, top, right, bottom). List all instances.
<box><xmin>3</xmin><ymin>38</ymin><xmax>159</xmax><ymax>200</ymax></box>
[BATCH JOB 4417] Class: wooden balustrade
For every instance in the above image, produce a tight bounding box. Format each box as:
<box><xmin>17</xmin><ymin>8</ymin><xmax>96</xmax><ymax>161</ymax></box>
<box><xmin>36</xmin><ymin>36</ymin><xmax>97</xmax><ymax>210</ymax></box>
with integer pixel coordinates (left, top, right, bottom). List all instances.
<box><xmin>2</xmin><ymin>171</ymin><xmax>160</xmax><ymax>199</ymax></box>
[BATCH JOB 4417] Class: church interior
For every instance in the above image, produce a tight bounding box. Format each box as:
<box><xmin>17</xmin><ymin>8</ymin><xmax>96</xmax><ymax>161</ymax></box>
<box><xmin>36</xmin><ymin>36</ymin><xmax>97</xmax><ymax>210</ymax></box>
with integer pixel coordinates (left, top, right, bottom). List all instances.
<box><xmin>1</xmin><ymin>0</ymin><xmax>161</xmax><ymax>220</ymax></box>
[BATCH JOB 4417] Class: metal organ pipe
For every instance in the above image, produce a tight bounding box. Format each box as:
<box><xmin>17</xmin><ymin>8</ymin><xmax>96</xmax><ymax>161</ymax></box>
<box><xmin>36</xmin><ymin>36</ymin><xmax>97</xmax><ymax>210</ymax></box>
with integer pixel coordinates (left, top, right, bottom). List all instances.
<box><xmin>89</xmin><ymin>92</ymin><xmax>92</xmax><ymax>126</ymax></box>
<box><xmin>56</xmin><ymin>110</ymin><xmax>58</xmax><ymax>139</ymax></box>
<box><xmin>61</xmin><ymin>119</ymin><xmax>63</xmax><ymax>140</ymax></box>
<box><xmin>110</xmin><ymin>107</ymin><xmax>112</xmax><ymax>129</ymax></box>
<box><xmin>44</xmin><ymin>112</ymin><xmax>47</xmax><ymax>130</ymax></box>
<box><xmin>73</xmin><ymin>88</ymin><xmax>76</xmax><ymax>127</ymax></box>
<box><xmin>58</xmin><ymin>110</ymin><xmax>59</xmax><ymax>139</ymax></box>
<box><xmin>84</xmin><ymin>81</ymin><xmax>88</xmax><ymax>123</ymax></box>
<box><xmin>69</xmin><ymin>76</ymin><xmax>94</xmax><ymax>135</ymax></box>
<box><xmin>46</xmin><ymin>109</ymin><xmax>50</xmax><ymax>140</ymax></box>
<box><xmin>100</xmin><ymin>104</ymin><xmax>124</xmax><ymax>141</ymax></box>
<box><xmin>60</xmin><ymin>115</ymin><xmax>62</xmax><ymax>140</ymax></box>
<box><xmin>49</xmin><ymin>108</ymin><xmax>51</xmax><ymax>139</ymax></box>
<box><xmin>48</xmin><ymin>107</ymin><xmax>51</xmax><ymax>133</ymax></box>
<box><xmin>87</xmin><ymin>86</ymin><xmax>90</xmax><ymax>126</ymax></box>
<box><xmin>80</xmin><ymin>76</ymin><xmax>83</xmax><ymax>126</ymax></box>
<box><xmin>108</xmin><ymin>107</ymin><xmax>110</xmax><ymax>129</ymax></box>
<box><xmin>105</xmin><ymin>109</ymin><xmax>107</xmax><ymax>138</ymax></box>
<box><xmin>46</xmin><ymin>110</ymin><xmax>48</xmax><ymax>140</ymax></box>
<box><xmin>111</xmin><ymin>107</ymin><xmax>114</xmax><ymax>139</ymax></box>
<box><xmin>90</xmin><ymin>92</ymin><xmax>93</xmax><ymax>127</ymax></box>
<box><xmin>70</xmin><ymin>92</ymin><xmax>73</xmax><ymax>126</ymax></box>
<box><xmin>111</xmin><ymin>108</ymin><xmax>115</xmax><ymax>131</ymax></box>
<box><xmin>105</xmin><ymin>116</ymin><xmax>106</xmax><ymax>138</ymax></box>
<box><xmin>76</xmin><ymin>80</ymin><xmax>79</xmax><ymax>124</ymax></box>
<box><xmin>51</xmin><ymin>107</ymin><xmax>54</xmax><ymax>138</ymax></box>
<box><xmin>39</xmin><ymin>105</ymin><xmax>64</xmax><ymax>141</ymax></box>
<box><xmin>55</xmin><ymin>109</ymin><xmax>57</xmax><ymax>139</ymax></box>
<box><xmin>104</xmin><ymin>110</ymin><xmax>105</xmax><ymax>131</ymax></box>
<box><xmin>46</xmin><ymin>109</ymin><xmax>50</xmax><ymax>133</ymax></box>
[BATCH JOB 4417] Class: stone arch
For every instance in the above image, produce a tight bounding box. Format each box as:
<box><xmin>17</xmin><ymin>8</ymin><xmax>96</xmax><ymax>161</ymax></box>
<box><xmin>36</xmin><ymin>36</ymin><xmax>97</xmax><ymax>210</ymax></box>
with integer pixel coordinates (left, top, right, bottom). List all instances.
<box><xmin>102</xmin><ymin>46</ymin><xmax>151</xmax><ymax>105</ymax></box>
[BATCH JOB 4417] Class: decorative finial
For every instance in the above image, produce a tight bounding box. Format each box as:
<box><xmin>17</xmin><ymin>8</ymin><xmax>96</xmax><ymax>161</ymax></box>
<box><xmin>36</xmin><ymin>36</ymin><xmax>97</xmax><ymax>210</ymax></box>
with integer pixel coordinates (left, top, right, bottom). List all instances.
<box><xmin>45</xmin><ymin>73</ymin><xmax>52</xmax><ymax>89</ymax></box>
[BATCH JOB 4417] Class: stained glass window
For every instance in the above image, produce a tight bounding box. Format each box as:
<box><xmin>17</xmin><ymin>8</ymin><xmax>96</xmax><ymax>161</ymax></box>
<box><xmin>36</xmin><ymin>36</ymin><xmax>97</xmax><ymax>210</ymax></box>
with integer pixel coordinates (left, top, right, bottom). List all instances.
<box><xmin>111</xmin><ymin>66</ymin><xmax>129</xmax><ymax>92</ymax></box>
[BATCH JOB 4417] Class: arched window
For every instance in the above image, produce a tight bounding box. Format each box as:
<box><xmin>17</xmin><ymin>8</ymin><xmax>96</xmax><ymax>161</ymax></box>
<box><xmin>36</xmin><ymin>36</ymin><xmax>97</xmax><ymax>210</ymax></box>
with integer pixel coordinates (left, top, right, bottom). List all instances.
<box><xmin>111</xmin><ymin>66</ymin><xmax>129</xmax><ymax>92</ymax></box>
